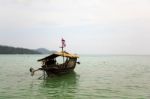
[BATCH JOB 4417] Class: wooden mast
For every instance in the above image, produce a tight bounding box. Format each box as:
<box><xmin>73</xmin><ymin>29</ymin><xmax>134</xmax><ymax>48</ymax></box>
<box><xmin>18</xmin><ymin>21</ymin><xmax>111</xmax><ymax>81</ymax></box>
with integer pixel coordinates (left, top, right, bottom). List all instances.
<box><xmin>61</xmin><ymin>38</ymin><xmax>65</xmax><ymax>65</ymax></box>
<box><xmin>61</xmin><ymin>46</ymin><xmax>65</xmax><ymax>64</ymax></box>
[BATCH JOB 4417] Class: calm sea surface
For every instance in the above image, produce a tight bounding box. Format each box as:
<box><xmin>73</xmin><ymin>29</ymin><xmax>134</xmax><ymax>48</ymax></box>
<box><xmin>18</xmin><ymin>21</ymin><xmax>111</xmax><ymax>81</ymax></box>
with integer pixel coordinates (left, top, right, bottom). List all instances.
<box><xmin>0</xmin><ymin>55</ymin><xmax>150</xmax><ymax>99</ymax></box>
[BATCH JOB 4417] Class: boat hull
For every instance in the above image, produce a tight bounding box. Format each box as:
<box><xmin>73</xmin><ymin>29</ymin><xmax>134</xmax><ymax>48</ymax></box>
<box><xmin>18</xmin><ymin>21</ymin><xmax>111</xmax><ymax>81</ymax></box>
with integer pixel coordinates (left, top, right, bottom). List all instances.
<box><xmin>43</xmin><ymin>59</ymin><xmax>77</xmax><ymax>76</ymax></box>
<box><xmin>45</xmin><ymin>67</ymin><xmax>75</xmax><ymax>76</ymax></box>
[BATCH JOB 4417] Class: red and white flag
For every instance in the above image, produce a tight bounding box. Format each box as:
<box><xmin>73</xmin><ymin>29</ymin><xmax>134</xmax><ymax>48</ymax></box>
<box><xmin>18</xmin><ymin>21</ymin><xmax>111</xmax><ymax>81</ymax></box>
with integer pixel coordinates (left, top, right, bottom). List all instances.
<box><xmin>61</xmin><ymin>38</ymin><xmax>66</xmax><ymax>48</ymax></box>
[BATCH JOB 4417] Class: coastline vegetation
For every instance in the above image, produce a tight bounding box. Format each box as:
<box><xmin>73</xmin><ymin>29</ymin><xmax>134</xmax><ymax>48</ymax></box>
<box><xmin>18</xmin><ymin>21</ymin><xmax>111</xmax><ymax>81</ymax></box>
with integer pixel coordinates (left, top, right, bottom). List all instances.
<box><xmin>0</xmin><ymin>45</ymin><xmax>40</xmax><ymax>54</ymax></box>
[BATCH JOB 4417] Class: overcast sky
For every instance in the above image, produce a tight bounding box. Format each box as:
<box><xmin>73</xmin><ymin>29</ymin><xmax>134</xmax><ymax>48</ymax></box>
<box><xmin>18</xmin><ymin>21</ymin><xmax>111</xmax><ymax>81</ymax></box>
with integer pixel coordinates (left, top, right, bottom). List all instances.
<box><xmin>0</xmin><ymin>0</ymin><xmax>150</xmax><ymax>55</ymax></box>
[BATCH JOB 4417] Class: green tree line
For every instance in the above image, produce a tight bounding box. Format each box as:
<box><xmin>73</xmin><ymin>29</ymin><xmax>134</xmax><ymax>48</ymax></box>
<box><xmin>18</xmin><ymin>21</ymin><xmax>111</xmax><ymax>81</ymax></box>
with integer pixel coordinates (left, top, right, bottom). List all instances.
<box><xmin>0</xmin><ymin>45</ymin><xmax>41</xmax><ymax>54</ymax></box>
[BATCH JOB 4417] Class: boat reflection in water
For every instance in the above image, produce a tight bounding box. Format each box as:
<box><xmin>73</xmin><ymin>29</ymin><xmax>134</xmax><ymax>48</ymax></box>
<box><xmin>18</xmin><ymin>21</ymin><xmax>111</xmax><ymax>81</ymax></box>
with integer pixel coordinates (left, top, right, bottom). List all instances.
<box><xmin>38</xmin><ymin>72</ymin><xmax>80</xmax><ymax>98</ymax></box>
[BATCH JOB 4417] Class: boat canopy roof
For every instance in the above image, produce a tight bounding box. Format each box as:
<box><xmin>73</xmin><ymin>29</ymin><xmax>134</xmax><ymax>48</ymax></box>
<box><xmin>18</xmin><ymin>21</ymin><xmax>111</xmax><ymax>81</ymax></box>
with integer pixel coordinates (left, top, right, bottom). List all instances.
<box><xmin>38</xmin><ymin>51</ymin><xmax>79</xmax><ymax>62</ymax></box>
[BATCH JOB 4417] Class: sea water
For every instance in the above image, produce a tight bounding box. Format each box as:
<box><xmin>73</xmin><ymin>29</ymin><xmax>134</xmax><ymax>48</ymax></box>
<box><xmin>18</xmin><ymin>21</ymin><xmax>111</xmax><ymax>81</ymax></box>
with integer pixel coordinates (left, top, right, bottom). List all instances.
<box><xmin>0</xmin><ymin>55</ymin><xmax>150</xmax><ymax>99</ymax></box>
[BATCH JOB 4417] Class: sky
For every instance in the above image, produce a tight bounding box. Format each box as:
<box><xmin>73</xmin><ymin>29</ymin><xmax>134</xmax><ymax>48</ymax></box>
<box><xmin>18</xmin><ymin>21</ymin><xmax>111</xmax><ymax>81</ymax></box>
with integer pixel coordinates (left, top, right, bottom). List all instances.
<box><xmin>0</xmin><ymin>0</ymin><xmax>150</xmax><ymax>55</ymax></box>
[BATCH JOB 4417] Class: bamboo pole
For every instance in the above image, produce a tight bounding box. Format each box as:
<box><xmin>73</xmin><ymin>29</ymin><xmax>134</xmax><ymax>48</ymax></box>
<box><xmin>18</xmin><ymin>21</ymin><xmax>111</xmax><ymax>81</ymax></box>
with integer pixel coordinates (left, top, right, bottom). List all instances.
<box><xmin>62</xmin><ymin>46</ymin><xmax>64</xmax><ymax>64</ymax></box>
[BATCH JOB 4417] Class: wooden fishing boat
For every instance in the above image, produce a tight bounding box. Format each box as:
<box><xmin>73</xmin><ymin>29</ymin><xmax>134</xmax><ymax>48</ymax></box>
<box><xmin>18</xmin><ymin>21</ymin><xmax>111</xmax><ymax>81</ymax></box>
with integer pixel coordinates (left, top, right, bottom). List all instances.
<box><xmin>30</xmin><ymin>38</ymin><xmax>80</xmax><ymax>76</ymax></box>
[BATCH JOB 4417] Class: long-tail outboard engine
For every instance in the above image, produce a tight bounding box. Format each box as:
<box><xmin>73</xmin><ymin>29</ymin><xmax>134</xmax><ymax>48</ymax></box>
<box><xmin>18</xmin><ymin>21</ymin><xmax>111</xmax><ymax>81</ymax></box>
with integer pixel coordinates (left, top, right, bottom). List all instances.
<box><xmin>29</xmin><ymin>67</ymin><xmax>35</xmax><ymax>76</ymax></box>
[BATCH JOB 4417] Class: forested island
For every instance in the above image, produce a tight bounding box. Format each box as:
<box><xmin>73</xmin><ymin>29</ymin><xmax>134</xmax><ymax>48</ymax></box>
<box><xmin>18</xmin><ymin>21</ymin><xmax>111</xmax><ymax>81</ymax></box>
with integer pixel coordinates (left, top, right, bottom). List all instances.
<box><xmin>0</xmin><ymin>45</ymin><xmax>56</xmax><ymax>54</ymax></box>
<box><xmin>0</xmin><ymin>45</ymin><xmax>40</xmax><ymax>54</ymax></box>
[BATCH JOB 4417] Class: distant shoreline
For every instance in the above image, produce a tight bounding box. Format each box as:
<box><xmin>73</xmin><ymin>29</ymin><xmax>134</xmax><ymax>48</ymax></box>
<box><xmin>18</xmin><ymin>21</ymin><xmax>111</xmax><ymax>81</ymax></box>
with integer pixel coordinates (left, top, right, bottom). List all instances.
<box><xmin>0</xmin><ymin>45</ymin><xmax>56</xmax><ymax>54</ymax></box>
<box><xmin>0</xmin><ymin>45</ymin><xmax>40</xmax><ymax>54</ymax></box>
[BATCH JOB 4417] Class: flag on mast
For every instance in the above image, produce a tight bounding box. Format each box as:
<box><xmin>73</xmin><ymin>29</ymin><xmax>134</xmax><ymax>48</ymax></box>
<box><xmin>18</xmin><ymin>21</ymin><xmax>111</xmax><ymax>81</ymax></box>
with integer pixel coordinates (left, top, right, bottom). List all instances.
<box><xmin>61</xmin><ymin>38</ymin><xmax>66</xmax><ymax>48</ymax></box>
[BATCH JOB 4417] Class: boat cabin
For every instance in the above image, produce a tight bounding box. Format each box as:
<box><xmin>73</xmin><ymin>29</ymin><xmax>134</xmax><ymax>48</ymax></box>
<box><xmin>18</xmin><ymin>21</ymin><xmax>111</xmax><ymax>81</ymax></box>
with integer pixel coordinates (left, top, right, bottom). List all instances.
<box><xmin>37</xmin><ymin>51</ymin><xmax>79</xmax><ymax>75</ymax></box>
